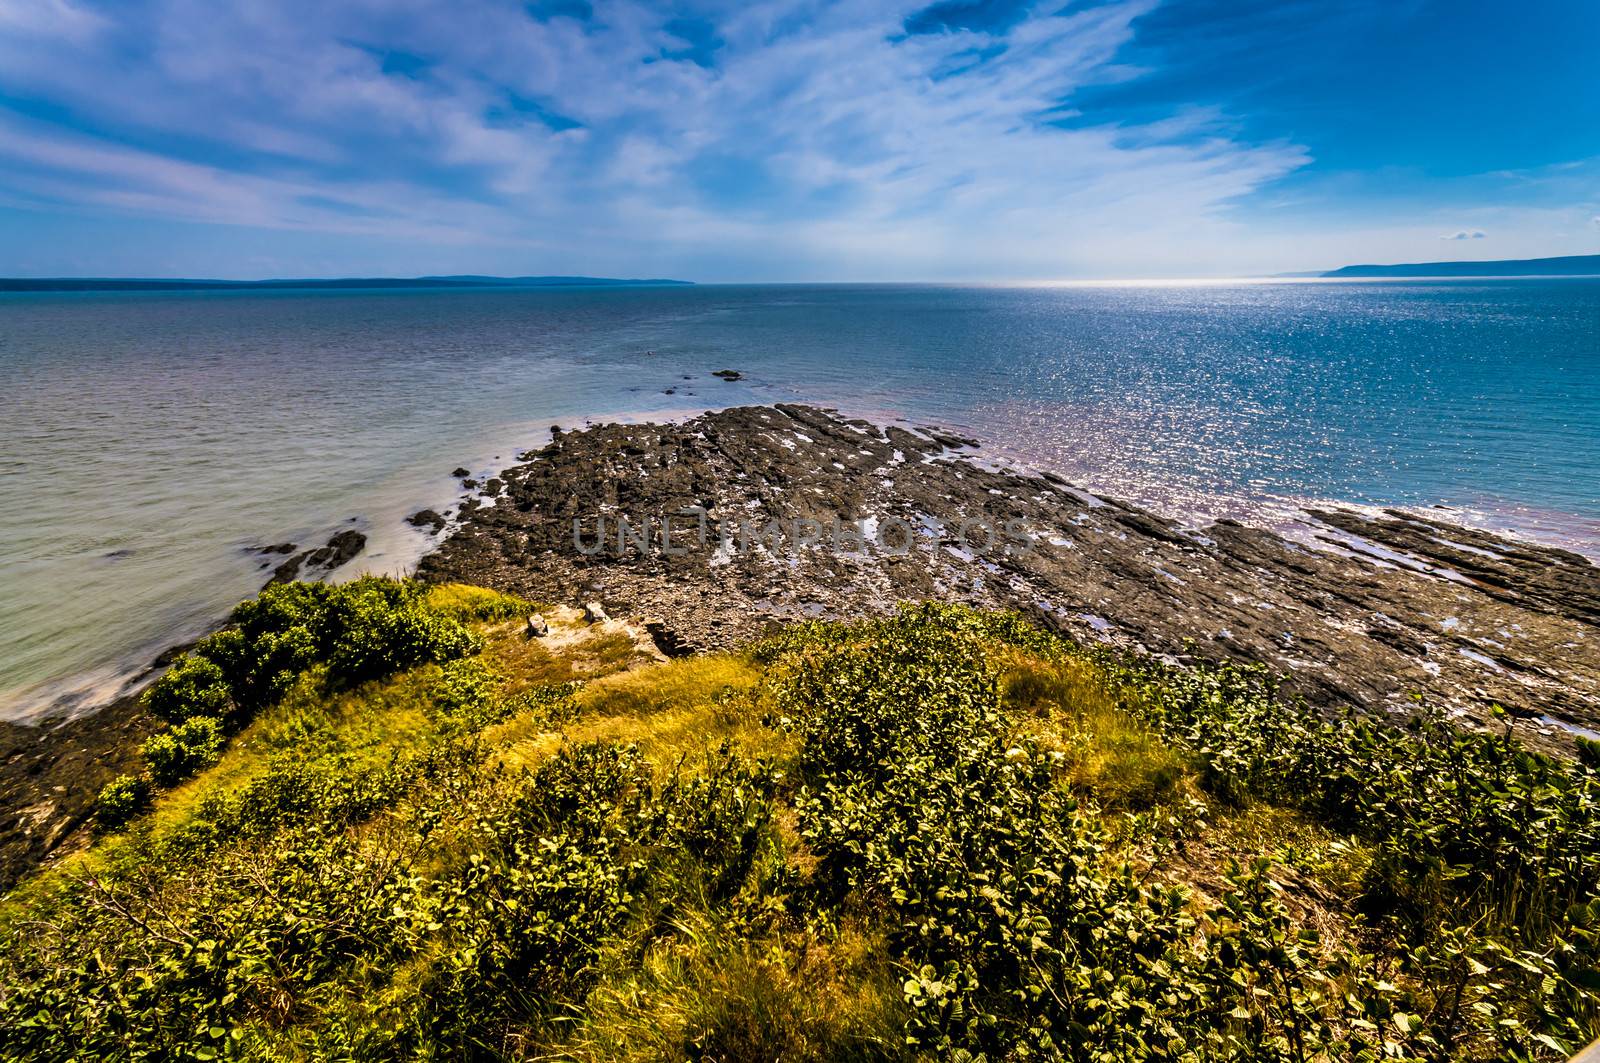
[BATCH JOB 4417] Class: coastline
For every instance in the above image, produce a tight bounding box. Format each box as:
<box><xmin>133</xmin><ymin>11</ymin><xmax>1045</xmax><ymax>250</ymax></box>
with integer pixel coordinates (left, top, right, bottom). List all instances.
<box><xmin>420</xmin><ymin>403</ymin><xmax>1600</xmax><ymax>740</ymax></box>
<box><xmin>3</xmin><ymin>401</ymin><xmax>1597</xmax><ymax>889</ymax></box>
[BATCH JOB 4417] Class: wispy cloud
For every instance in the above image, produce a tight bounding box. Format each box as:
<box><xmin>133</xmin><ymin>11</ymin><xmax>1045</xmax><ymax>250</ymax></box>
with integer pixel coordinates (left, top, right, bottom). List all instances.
<box><xmin>0</xmin><ymin>0</ymin><xmax>1326</xmax><ymax>278</ymax></box>
<box><xmin>3</xmin><ymin>0</ymin><xmax>1597</xmax><ymax>278</ymax></box>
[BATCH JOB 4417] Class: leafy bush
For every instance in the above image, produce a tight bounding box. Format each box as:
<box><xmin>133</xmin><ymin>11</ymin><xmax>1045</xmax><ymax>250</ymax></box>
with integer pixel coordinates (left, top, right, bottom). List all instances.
<box><xmin>142</xmin><ymin>715</ymin><xmax>226</xmax><ymax>785</ymax></box>
<box><xmin>769</xmin><ymin>605</ymin><xmax>1600</xmax><ymax>1060</ymax></box>
<box><xmin>141</xmin><ymin>653</ymin><xmax>231</xmax><ymax>724</ymax></box>
<box><xmin>781</xmin><ymin>613</ymin><xmax>1207</xmax><ymax>1058</ymax></box>
<box><xmin>145</xmin><ymin>578</ymin><xmax>484</xmax><ymax>727</ymax></box>
<box><xmin>427</xmin><ymin>657</ymin><xmax>509</xmax><ymax>733</ymax></box>
<box><xmin>92</xmin><ymin>774</ymin><xmax>152</xmax><ymax>832</ymax></box>
<box><xmin>132</xmin><ymin>577</ymin><xmax>485</xmax><ymax>788</ymax></box>
<box><xmin>324</xmin><ymin>597</ymin><xmax>480</xmax><ymax>683</ymax></box>
<box><xmin>8</xmin><ymin>600</ymin><xmax>1598</xmax><ymax>1061</ymax></box>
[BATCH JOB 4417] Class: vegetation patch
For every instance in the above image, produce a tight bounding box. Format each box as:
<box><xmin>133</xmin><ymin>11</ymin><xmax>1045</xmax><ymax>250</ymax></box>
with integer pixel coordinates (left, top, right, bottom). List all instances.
<box><xmin>5</xmin><ymin>592</ymin><xmax>1597</xmax><ymax>1061</ymax></box>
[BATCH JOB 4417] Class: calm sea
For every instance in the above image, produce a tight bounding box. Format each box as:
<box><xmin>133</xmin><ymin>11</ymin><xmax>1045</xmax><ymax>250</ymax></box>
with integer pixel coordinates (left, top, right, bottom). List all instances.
<box><xmin>3</xmin><ymin>280</ymin><xmax>1597</xmax><ymax>721</ymax></box>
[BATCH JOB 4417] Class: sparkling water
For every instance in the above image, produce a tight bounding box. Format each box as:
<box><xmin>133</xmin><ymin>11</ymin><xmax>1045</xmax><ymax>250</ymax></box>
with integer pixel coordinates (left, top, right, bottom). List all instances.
<box><xmin>3</xmin><ymin>279</ymin><xmax>1597</xmax><ymax>720</ymax></box>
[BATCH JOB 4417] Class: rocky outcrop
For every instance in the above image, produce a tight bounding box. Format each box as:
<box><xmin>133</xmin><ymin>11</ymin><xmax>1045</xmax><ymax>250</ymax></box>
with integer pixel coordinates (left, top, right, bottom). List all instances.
<box><xmin>266</xmin><ymin>530</ymin><xmax>366</xmax><ymax>587</ymax></box>
<box><xmin>420</xmin><ymin>404</ymin><xmax>1600</xmax><ymax>751</ymax></box>
<box><xmin>407</xmin><ymin>509</ymin><xmax>448</xmax><ymax>533</ymax></box>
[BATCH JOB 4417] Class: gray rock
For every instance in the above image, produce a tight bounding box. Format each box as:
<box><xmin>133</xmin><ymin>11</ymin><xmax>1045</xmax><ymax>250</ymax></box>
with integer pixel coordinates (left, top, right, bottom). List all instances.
<box><xmin>583</xmin><ymin>601</ymin><xmax>609</xmax><ymax>623</ymax></box>
<box><xmin>418</xmin><ymin>403</ymin><xmax>1600</xmax><ymax>755</ymax></box>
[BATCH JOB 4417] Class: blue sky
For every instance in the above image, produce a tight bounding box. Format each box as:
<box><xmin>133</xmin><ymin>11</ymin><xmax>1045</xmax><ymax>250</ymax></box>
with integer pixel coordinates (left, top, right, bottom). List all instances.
<box><xmin>0</xmin><ymin>0</ymin><xmax>1597</xmax><ymax>280</ymax></box>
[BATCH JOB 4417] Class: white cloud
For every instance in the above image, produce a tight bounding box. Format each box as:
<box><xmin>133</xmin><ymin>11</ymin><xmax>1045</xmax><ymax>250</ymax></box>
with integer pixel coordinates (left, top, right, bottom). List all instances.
<box><xmin>0</xmin><ymin>0</ymin><xmax>1328</xmax><ymax>277</ymax></box>
<box><xmin>1442</xmin><ymin>229</ymin><xmax>1486</xmax><ymax>240</ymax></box>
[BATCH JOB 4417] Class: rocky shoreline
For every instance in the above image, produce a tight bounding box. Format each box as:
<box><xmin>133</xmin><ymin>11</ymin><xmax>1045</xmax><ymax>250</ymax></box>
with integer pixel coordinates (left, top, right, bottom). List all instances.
<box><xmin>5</xmin><ymin>402</ymin><xmax>1596</xmax><ymax>892</ymax></box>
<box><xmin>422</xmin><ymin>403</ymin><xmax>1599</xmax><ymax>745</ymax></box>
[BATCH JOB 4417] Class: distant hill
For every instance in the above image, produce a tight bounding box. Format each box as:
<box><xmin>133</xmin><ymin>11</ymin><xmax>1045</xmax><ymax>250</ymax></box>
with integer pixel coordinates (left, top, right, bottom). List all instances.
<box><xmin>1323</xmin><ymin>254</ymin><xmax>1600</xmax><ymax>278</ymax></box>
<box><xmin>0</xmin><ymin>275</ymin><xmax>693</xmax><ymax>293</ymax></box>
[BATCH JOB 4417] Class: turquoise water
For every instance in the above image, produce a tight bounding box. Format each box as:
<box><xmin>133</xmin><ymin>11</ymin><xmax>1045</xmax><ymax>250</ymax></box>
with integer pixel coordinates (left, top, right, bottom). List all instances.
<box><xmin>3</xmin><ymin>280</ymin><xmax>1597</xmax><ymax>720</ymax></box>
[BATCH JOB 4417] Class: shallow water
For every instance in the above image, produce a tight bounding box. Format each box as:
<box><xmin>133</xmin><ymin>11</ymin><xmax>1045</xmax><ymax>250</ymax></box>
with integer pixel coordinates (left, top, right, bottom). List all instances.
<box><xmin>3</xmin><ymin>279</ymin><xmax>1597</xmax><ymax>720</ymax></box>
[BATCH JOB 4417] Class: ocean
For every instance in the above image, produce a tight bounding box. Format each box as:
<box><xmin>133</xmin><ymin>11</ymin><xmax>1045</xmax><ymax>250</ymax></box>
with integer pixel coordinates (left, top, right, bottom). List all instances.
<box><xmin>3</xmin><ymin>279</ymin><xmax>1597</xmax><ymax>721</ymax></box>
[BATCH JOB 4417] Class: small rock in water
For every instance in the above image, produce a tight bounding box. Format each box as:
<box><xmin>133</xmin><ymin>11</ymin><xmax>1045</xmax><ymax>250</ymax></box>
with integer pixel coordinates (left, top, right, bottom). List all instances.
<box><xmin>451</xmin><ymin>467</ymin><xmax>471</xmax><ymax>479</ymax></box>
<box><xmin>525</xmin><ymin>613</ymin><xmax>549</xmax><ymax>638</ymax></box>
<box><xmin>712</xmin><ymin>369</ymin><xmax>742</xmax><ymax>381</ymax></box>
<box><xmin>583</xmin><ymin>601</ymin><xmax>609</xmax><ymax>623</ymax></box>
<box><xmin>407</xmin><ymin>509</ymin><xmax>447</xmax><ymax>533</ymax></box>
<box><xmin>265</xmin><ymin>530</ymin><xmax>366</xmax><ymax>587</ymax></box>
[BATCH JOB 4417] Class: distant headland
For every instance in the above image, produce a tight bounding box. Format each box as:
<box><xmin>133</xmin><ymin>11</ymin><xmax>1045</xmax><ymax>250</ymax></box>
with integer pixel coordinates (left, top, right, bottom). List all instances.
<box><xmin>0</xmin><ymin>275</ymin><xmax>694</xmax><ymax>292</ymax></box>
<box><xmin>1320</xmin><ymin>253</ymin><xmax>1600</xmax><ymax>278</ymax></box>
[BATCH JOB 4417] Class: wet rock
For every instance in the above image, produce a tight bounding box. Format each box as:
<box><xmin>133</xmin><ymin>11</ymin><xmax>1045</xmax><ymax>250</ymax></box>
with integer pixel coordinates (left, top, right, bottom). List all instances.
<box><xmin>712</xmin><ymin>369</ymin><xmax>742</xmax><ymax>380</ymax></box>
<box><xmin>266</xmin><ymin>530</ymin><xmax>367</xmax><ymax>587</ymax></box>
<box><xmin>0</xmin><ymin>689</ymin><xmax>160</xmax><ymax>891</ymax></box>
<box><xmin>452</xmin><ymin>467</ymin><xmax>471</xmax><ymax>479</ymax></box>
<box><xmin>269</xmin><ymin>556</ymin><xmax>303</xmax><ymax>584</ymax></box>
<box><xmin>407</xmin><ymin>509</ymin><xmax>447</xmax><ymax>533</ymax></box>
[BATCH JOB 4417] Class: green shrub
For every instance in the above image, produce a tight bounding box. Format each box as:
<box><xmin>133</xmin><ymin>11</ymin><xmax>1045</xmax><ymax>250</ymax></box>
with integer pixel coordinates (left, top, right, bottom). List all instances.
<box><xmin>427</xmin><ymin>657</ymin><xmax>506</xmax><ymax>732</ymax></box>
<box><xmin>325</xmin><ymin>601</ymin><xmax>480</xmax><ymax>683</ymax></box>
<box><xmin>142</xmin><ymin>715</ymin><xmax>226</xmax><ymax>785</ymax></box>
<box><xmin>141</xmin><ymin>653</ymin><xmax>231</xmax><ymax>724</ymax></box>
<box><xmin>11</xmin><ymin>602</ymin><xmax>1598</xmax><ymax>1061</ymax></box>
<box><xmin>93</xmin><ymin>774</ymin><xmax>152</xmax><ymax>832</ymax></box>
<box><xmin>134</xmin><ymin>577</ymin><xmax>484</xmax><ymax>791</ymax></box>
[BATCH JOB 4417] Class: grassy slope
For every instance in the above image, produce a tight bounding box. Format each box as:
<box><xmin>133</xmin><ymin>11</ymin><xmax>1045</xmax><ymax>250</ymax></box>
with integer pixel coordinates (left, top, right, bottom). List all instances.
<box><xmin>1</xmin><ymin>584</ymin><xmax>1596</xmax><ymax>1061</ymax></box>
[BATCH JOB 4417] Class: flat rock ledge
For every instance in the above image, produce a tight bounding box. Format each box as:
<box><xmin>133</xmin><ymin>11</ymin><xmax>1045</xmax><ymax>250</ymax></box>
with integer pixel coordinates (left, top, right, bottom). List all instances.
<box><xmin>420</xmin><ymin>403</ymin><xmax>1600</xmax><ymax>751</ymax></box>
